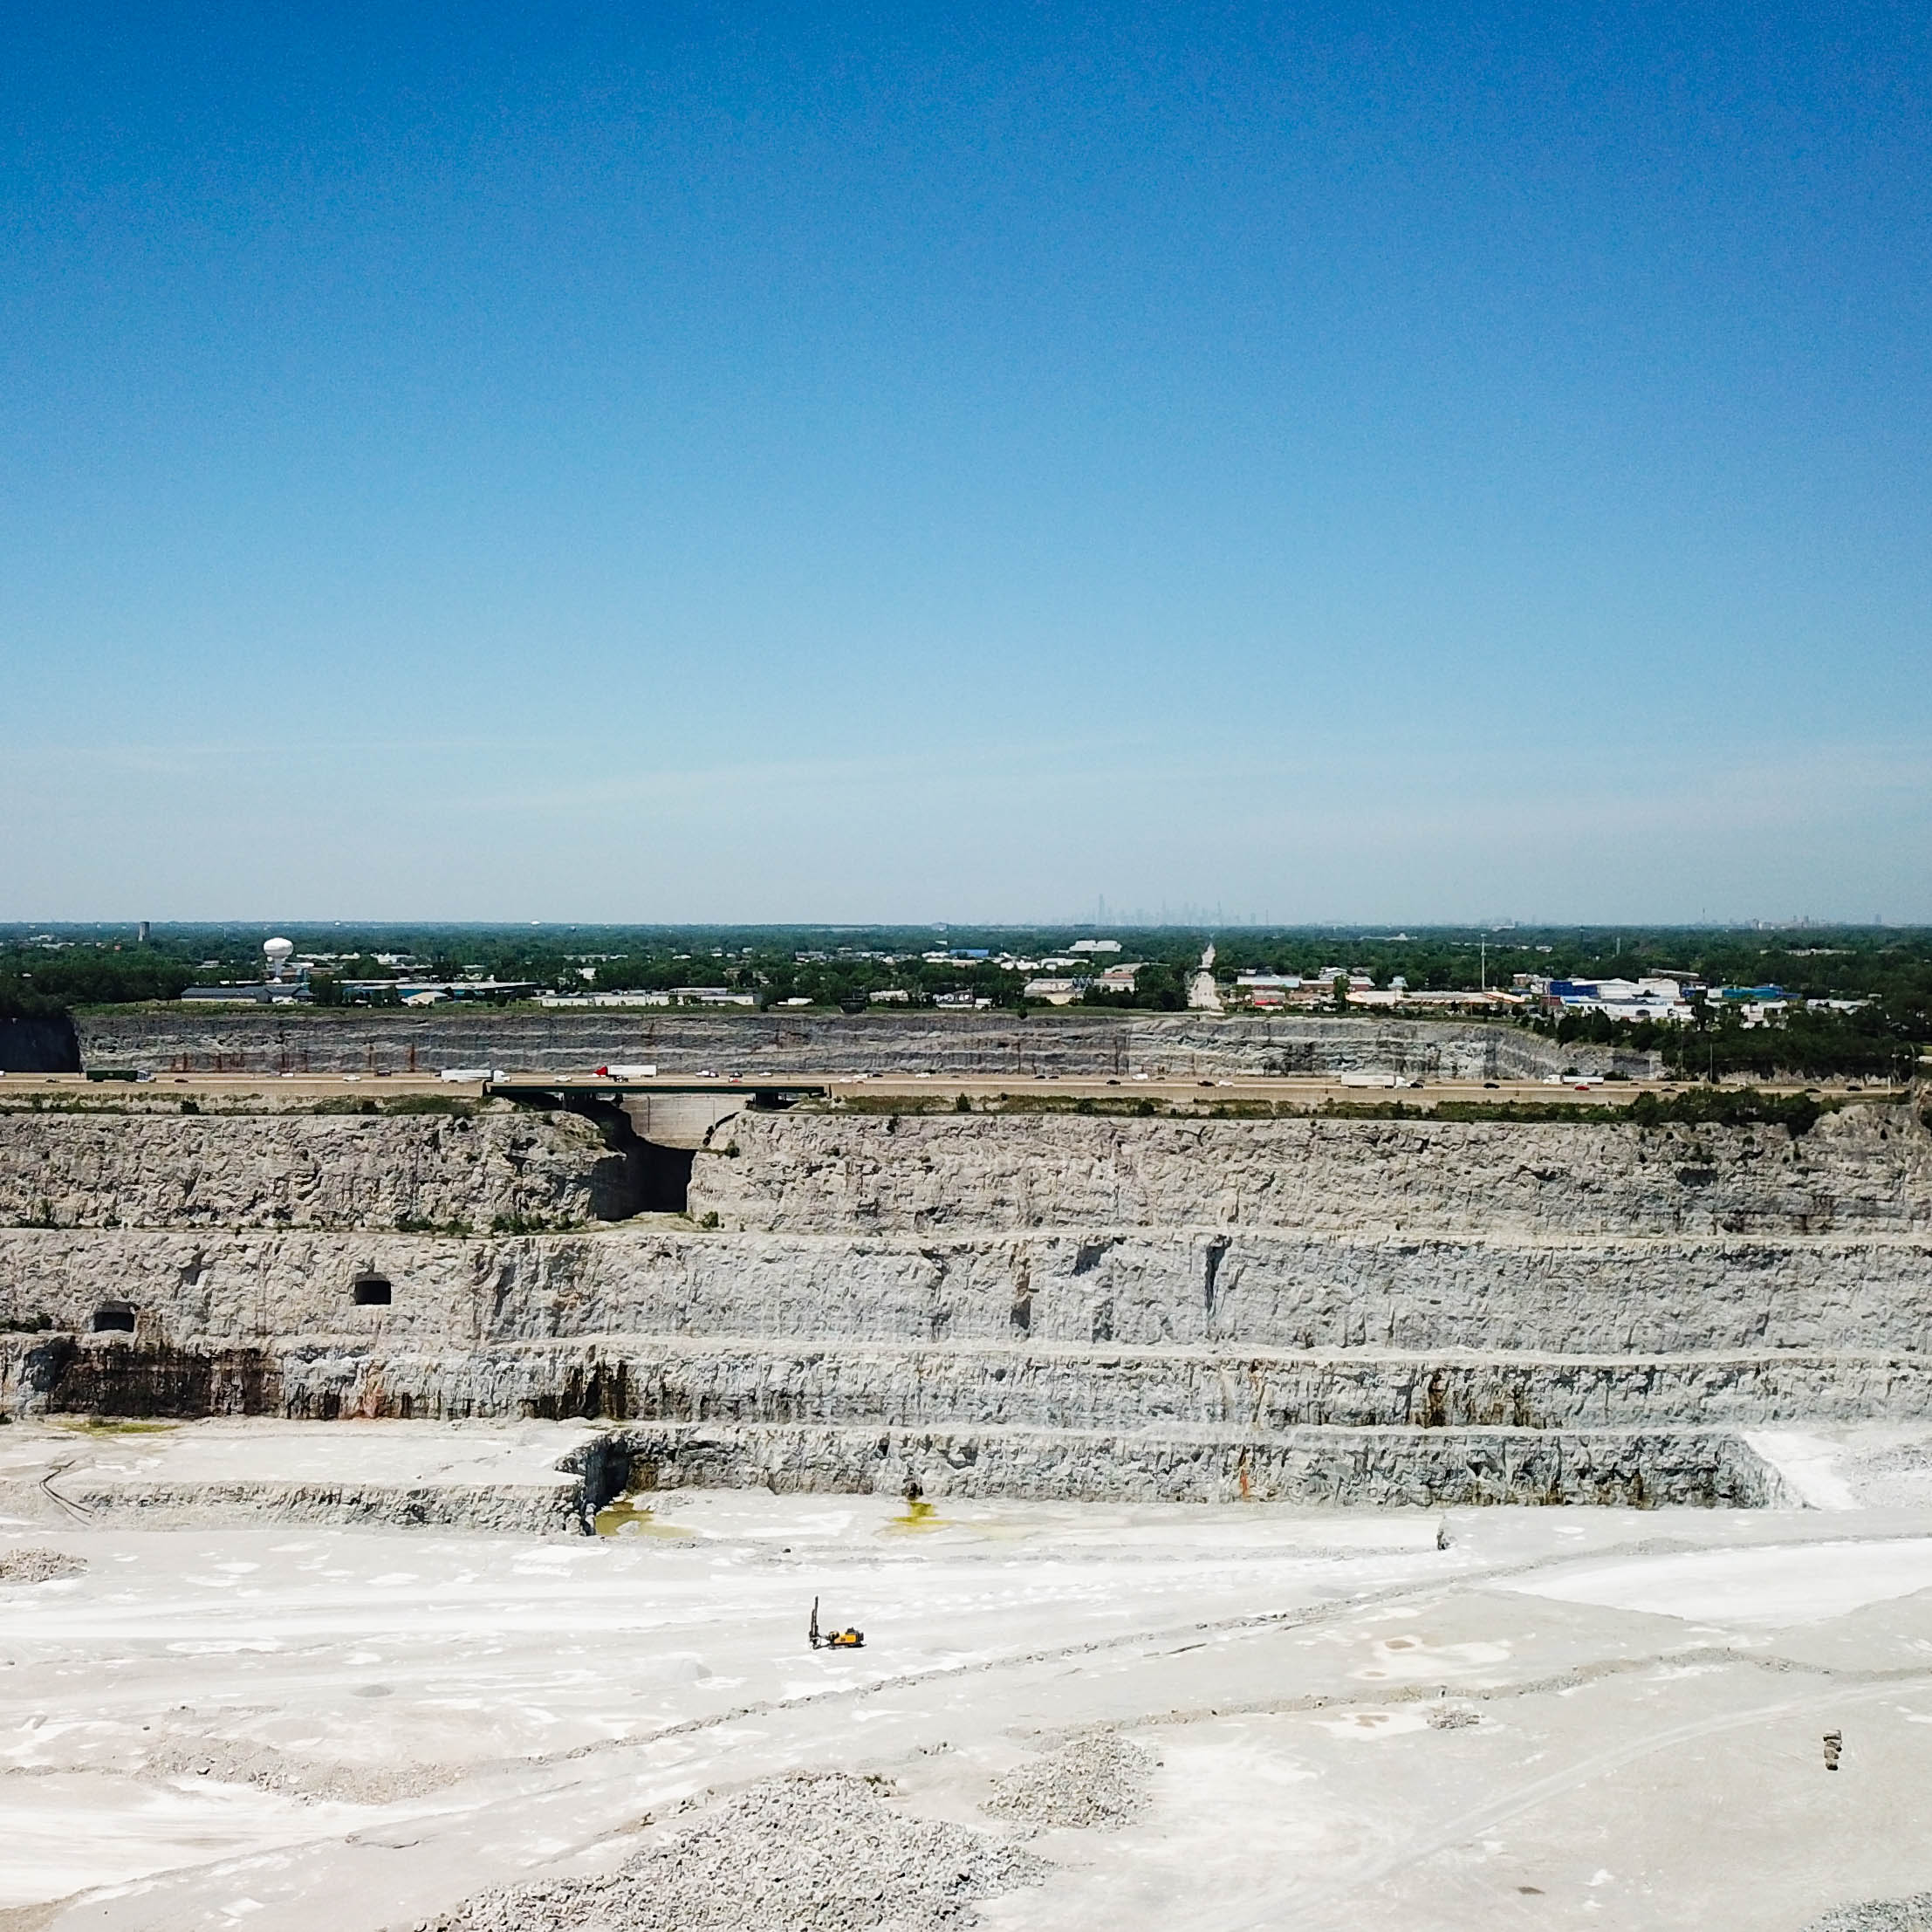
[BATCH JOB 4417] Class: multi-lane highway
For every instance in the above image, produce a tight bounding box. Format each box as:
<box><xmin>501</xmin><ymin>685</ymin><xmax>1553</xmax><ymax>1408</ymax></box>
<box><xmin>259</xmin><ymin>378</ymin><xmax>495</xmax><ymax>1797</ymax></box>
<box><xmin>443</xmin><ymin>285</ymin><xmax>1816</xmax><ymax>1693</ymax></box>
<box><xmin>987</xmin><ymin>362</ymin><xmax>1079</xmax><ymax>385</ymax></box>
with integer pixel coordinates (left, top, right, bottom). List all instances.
<box><xmin>0</xmin><ymin>1067</ymin><xmax>1897</xmax><ymax>1112</ymax></box>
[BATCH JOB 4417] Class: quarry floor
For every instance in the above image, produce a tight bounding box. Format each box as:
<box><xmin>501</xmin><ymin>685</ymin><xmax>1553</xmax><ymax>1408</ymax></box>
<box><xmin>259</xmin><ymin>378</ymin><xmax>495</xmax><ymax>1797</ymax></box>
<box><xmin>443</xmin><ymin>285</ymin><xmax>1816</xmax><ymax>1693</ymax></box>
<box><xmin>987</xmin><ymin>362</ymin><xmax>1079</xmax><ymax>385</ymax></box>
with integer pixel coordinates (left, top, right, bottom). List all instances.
<box><xmin>3</xmin><ymin>1422</ymin><xmax>1931</xmax><ymax>1931</ymax></box>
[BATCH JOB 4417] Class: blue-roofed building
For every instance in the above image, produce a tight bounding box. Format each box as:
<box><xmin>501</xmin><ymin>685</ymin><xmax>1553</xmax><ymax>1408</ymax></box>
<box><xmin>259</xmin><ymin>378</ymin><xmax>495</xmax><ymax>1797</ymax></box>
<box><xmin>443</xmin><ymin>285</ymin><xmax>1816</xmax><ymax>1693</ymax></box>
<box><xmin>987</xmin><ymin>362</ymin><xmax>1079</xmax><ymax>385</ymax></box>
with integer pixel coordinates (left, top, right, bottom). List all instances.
<box><xmin>1545</xmin><ymin>976</ymin><xmax>1696</xmax><ymax>1023</ymax></box>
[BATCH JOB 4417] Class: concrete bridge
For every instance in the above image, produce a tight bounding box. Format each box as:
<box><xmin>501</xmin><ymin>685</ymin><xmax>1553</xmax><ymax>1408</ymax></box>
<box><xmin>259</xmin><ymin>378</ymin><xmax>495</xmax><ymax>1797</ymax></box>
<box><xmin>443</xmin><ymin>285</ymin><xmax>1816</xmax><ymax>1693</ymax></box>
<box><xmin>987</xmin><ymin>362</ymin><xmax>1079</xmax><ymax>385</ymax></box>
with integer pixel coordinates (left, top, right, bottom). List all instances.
<box><xmin>486</xmin><ymin>1074</ymin><xmax>831</xmax><ymax>1150</ymax></box>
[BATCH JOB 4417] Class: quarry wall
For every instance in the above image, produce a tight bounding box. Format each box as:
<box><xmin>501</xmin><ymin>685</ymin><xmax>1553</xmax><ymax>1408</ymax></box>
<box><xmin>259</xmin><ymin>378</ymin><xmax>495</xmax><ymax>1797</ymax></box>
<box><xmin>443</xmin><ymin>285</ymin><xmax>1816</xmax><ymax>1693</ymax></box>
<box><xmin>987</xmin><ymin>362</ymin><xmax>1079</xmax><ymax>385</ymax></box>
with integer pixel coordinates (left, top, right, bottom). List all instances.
<box><xmin>72</xmin><ymin>1007</ymin><xmax>1655</xmax><ymax>1080</ymax></box>
<box><xmin>3</xmin><ymin>1217</ymin><xmax>1929</xmax><ymax>1357</ymax></box>
<box><xmin>604</xmin><ymin>1419</ymin><xmax>1786</xmax><ymax>1508</ymax></box>
<box><xmin>12</xmin><ymin>1102</ymin><xmax>1922</xmax><ymax>1243</ymax></box>
<box><xmin>35</xmin><ymin>1333</ymin><xmax>1917</xmax><ymax>1433</ymax></box>
<box><xmin>3</xmin><ymin>1091</ymin><xmax>1924</xmax><ymax>1504</ymax></box>
<box><xmin>692</xmin><ymin>1106</ymin><xmax>1932</xmax><ymax>1237</ymax></box>
<box><xmin>0</xmin><ymin>1107</ymin><xmax>634</xmax><ymax>1230</ymax></box>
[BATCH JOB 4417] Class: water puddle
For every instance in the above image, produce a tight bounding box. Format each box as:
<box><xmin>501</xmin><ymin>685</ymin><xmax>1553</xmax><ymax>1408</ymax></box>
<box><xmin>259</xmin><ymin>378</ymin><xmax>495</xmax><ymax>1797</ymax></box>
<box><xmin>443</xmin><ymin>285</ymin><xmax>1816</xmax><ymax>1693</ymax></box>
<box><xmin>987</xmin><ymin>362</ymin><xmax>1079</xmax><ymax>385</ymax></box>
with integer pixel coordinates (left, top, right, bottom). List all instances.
<box><xmin>880</xmin><ymin>1497</ymin><xmax>948</xmax><ymax>1536</ymax></box>
<box><xmin>56</xmin><ymin>1418</ymin><xmax>177</xmax><ymax>1435</ymax></box>
<box><xmin>593</xmin><ymin>1493</ymin><xmax>698</xmax><ymax>1539</ymax></box>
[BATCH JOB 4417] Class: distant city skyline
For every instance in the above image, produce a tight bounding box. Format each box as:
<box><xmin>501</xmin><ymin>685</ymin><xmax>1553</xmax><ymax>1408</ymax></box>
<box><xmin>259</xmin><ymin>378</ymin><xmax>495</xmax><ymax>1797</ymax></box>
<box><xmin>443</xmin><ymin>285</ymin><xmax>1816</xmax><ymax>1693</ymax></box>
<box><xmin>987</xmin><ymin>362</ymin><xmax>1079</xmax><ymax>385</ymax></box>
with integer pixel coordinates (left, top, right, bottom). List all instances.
<box><xmin>3</xmin><ymin>6</ymin><xmax>1928</xmax><ymax>921</ymax></box>
<box><xmin>2</xmin><ymin>913</ymin><xmax>1917</xmax><ymax>940</ymax></box>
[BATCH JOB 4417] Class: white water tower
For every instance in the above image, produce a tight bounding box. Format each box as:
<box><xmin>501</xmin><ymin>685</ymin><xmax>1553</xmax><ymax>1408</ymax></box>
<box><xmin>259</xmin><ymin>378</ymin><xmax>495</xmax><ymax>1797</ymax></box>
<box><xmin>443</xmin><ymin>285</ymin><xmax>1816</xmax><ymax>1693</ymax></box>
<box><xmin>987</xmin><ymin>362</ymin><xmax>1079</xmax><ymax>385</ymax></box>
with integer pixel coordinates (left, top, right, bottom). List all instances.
<box><xmin>264</xmin><ymin>936</ymin><xmax>295</xmax><ymax>982</ymax></box>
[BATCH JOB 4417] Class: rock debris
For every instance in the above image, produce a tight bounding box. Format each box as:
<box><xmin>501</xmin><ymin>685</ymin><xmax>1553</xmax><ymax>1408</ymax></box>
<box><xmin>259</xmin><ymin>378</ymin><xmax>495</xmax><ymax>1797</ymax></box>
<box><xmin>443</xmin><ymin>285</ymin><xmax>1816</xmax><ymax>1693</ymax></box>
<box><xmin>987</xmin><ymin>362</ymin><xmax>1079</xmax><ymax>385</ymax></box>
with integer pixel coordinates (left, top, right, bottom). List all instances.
<box><xmin>143</xmin><ymin>1737</ymin><xmax>455</xmax><ymax>1805</ymax></box>
<box><xmin>1805</xmin><ymin>1899</ymin><xmax>1932</xmax><ymax>1931</ymax></box>
<box><xmin>417</xmin><ymin>1771</ymin><xmax>1046</xmax><ymax>1932</ymax></box>
<box><xmin>982</xmin><ymin>1731</ymin><xmax>1155</xmax><ymax>1833</ymax></box>
<box><xmin>0</xmin><ymin>1547</ymin><xmax>86</xmax><ymax>1585</ymax></box>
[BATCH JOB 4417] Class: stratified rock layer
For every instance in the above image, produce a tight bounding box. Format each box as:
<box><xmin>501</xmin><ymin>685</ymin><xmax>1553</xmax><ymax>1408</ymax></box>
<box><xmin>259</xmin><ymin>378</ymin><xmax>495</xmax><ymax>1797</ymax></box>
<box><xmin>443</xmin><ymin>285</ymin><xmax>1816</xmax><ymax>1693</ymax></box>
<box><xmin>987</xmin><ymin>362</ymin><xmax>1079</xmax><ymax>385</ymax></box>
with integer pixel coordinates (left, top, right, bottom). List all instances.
<box><xmin>75</xmin><ymin>1008</ymin><xmax>1654</xmax><ymax>1079</ymax></box>
<box><xmin>689</xmin><ymin>1106</ymin><xmax>1931</xmax><ymax>1237</ymax></box>
<box><xmin>0</xmin><ymin>1107</ymin><xmax>631</xmax><ymax>1230</ymax></box>
<box><xmin>3</xmin><ymin>1096</ymin><xmax>1926</xmax><ymax>1505</ymax></box>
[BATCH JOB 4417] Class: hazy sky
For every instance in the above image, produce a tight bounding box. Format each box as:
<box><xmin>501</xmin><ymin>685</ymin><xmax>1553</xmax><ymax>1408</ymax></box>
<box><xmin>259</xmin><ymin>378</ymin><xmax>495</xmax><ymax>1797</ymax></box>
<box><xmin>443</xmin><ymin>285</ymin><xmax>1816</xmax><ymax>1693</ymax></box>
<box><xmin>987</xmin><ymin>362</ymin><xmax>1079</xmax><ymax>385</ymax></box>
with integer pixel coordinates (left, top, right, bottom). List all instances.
<box><xmin>3</xmin><ymin>4</ymin><xmax>1928</xmax><ymax>922</ymax></box>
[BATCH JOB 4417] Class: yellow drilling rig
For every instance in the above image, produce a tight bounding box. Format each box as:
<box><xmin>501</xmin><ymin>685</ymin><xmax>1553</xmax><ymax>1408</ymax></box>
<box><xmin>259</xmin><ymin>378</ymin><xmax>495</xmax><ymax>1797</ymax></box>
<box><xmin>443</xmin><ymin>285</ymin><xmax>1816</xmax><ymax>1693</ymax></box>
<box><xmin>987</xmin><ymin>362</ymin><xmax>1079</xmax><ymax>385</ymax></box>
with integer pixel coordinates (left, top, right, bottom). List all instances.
<box><xmin>809</xmin><ymin>1596</ymin><xmax>864</xmax><ymax>1649</ymax></box>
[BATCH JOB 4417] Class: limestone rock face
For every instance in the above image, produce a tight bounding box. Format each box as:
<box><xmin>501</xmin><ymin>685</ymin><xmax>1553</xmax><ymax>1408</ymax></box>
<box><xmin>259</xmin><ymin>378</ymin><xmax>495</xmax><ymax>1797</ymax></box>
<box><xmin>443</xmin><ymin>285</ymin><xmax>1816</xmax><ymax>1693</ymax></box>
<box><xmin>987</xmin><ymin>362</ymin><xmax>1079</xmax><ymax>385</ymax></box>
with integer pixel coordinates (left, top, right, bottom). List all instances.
<box><xmin>73</xmin><ymin>1008</ymin><xmax>1654</xmax><ymax>1080</ymax></box>
<box><xmin>246</xmin><ymin>1334</ymin><xmax>1932</xmax><ymax>1431</ymax></box>
<box><xmin>3</xmin><ymin>1095</ymin><xmax>1928</xmax><ymax>1506</ymax></box>
<box><xmin>691</xmin><ymin>1106</ymin><xmax>1932</xmax><ymax>1238</ymax></box>
<box><xmin>599</xmin><ymin>1418</ymin><xmax>1786</xmax><ymax>1508</ymax></box>
<box><xmin>3</xmin><ymin>1217</ymin><xmax>1929</xmax><ymax>1358</ymax></box>
<box><xmin>0</xmin><ymin>1108</ymin><xmax>628</xmax><ymax>1231</ymax></box>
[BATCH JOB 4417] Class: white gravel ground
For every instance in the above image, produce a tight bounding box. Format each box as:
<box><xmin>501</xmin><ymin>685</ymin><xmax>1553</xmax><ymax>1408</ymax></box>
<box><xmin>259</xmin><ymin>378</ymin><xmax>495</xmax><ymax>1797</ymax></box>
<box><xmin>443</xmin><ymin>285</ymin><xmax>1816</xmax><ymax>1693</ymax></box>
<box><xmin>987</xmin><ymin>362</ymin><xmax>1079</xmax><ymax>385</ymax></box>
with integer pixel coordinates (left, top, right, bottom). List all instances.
<box><xmin>0</xmin><ymin>1546</ymin><xmax>86</xmax><ymax>1584</ymax></box>
<box><xmin>5</xmin><ymin>1419</ymin><xmax>1932</xmax><ymax>1932</ymax></box>
<box><xmin>419</xmin><ymin>1772</ymin><xmax>1046</xmax><ymax>1932</ymax></box>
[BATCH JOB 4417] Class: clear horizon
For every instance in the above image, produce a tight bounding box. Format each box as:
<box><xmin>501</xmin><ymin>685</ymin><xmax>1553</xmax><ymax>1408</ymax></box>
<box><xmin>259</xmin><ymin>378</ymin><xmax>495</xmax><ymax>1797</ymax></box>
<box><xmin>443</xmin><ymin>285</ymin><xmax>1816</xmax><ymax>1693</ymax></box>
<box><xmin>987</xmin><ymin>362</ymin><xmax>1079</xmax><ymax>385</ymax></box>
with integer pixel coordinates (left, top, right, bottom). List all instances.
<box><xmin>4</xmin><ymin>917</ymin><xmax>1920</xmax><ymax>939</ymax></box>
<box><xmin>4</xmin><ymin>6</ymin><xmax>1929</xmax><ymax>922</ymax></box>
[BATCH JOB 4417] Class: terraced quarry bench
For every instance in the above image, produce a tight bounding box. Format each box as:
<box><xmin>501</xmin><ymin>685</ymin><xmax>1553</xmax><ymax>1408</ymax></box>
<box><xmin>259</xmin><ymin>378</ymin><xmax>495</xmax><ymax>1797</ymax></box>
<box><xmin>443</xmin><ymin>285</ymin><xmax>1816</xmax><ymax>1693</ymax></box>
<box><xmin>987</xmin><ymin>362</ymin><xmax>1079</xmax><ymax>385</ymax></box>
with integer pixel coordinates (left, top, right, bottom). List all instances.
<box><xmin>3</xmin><ymin>1093</ymin><xmax>1925</xmax><ymax>1506</ymax></box>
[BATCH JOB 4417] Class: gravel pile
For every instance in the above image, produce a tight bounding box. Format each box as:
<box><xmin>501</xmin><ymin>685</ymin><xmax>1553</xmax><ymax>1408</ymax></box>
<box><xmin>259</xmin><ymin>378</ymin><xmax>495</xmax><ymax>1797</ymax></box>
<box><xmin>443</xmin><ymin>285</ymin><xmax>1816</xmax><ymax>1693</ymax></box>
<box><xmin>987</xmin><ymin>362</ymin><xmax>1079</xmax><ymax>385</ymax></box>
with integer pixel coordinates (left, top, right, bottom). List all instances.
<box><xmin>418</xmin><ymin>1771</ymin><xmax>1046</xmax><ymax>1932</ymax></box>
<box><xmin>1805</xmin><ymin>1898</ymin><xmax>1932</xmax><ymax>1931</ymax></box>
<box><xmin>144</xmin><ymin>1737</ymin><xmax>451</xmax><ymax>1805</ymax></box>
<box><xmin>982</xmin><ymin>1731</ymin><xmax>1155</xmax><ymax>1833</ymax></box>
<box><xmin>1426</xmin><ymin>1705</ymin><xmax>1481</xmax><ymax>1730</ymax></box>
<box><xmin>0</xmin><ymin>1547</ymin><xmax>86</xmax><ymax>1585</ymax></box>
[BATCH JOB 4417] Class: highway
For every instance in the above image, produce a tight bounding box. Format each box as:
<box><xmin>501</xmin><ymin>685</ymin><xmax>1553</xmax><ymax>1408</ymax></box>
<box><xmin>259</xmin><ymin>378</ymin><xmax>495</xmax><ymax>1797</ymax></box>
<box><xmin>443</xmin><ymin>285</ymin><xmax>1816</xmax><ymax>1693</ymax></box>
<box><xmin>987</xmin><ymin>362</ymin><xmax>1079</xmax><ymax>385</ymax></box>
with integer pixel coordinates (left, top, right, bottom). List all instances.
<box><xmin>0</xmin><ymin>1068</ymin><xmax>1899</xmax><ymax>1112</ymax></box>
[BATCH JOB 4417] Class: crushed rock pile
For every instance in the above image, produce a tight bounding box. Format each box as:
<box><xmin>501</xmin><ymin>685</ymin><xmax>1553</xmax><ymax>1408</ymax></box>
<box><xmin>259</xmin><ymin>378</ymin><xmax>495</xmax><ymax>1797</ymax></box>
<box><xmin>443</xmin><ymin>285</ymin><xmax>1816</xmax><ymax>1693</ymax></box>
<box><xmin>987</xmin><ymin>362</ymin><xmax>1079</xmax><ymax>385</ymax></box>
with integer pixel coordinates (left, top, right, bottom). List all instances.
<box><xmin>419</xmin><ymin>1771</ymin><xmax>1046</xmax><ymax>1932</ymax></box>
<box><xmin>1806</xmin><ymin>1899</ymin><xmax>1932</xmax><ymax>1931</ymax></box>
<box><xmin>0</xmin><ymin>1547</ymin><xmax>86</xmax><ymax>1585</ymax></box>
<box><xmin>142</xmin><ymin>1736</ymin><xmax>453</xmax><ymax>1805</ymax></box>
<box><xmin>982</xmin><ymin>1731</ymin><xmax>1155</xmax><ymax>1833</ymax></box>
<box><xmin>11</xmin><ymin>1731</ymin><xmax>456</xmax><ymax>1805</ymax></box>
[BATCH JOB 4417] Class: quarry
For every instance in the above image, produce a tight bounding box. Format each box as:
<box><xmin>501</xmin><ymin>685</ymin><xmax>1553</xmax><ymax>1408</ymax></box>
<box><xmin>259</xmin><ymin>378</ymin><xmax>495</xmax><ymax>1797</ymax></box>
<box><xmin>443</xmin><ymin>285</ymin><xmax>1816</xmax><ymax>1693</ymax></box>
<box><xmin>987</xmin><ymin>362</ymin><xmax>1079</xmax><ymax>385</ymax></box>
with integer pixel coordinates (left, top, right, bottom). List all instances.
<box><xmin>3</xmin><ymin>1011</ymin><xmax>1931</xmax><ymax>1929</ymax></box>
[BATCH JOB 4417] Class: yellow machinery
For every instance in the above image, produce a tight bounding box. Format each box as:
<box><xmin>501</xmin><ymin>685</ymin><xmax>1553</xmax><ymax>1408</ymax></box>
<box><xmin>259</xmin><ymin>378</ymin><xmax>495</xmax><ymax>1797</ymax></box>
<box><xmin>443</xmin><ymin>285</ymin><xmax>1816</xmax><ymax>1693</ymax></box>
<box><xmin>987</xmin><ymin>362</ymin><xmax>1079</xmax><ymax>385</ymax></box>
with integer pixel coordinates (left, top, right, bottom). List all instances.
<box><xmin>808</xmin><ymin>1595</ymin><xmax>864</xmax><ymax>1649</ymax></box>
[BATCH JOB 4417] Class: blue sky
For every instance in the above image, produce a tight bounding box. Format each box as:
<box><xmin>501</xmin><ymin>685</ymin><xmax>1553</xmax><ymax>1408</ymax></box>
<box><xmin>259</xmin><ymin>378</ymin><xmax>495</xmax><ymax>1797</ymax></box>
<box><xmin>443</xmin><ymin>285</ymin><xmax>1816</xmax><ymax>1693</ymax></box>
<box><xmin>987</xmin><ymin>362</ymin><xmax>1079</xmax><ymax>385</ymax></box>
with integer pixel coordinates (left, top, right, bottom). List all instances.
<box><xmin>3</xmin><ymin>3</ymin><xmax>1928</xmax><ymax>921</ymax></box>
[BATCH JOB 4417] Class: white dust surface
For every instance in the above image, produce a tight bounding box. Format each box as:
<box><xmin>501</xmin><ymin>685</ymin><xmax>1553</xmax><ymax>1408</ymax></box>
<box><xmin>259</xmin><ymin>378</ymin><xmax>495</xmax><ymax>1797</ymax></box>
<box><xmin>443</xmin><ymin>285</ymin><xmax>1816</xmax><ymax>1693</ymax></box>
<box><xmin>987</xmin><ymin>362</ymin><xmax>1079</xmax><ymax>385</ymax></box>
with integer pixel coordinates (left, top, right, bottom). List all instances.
<box><xmin>39</xmin><ymin>1415</ymin><xmax>603</xmax><ymax>1490</ymax></box>
<box><xmin>0</xmin><ymin>1771</ymin><xmax>374</xmax><ymax>1907</ymax></box>
<box><xmin>1744</xmin><ymin>1430</ymin><xmax>1860</xmax><ymax>1510</ymax></box>
<box><xmin>5</xmin><ymin>1422</ymin><xmax>1932</xmax><ymax>1932</ymax></box>
<box><xmin>1503</xmin><ymin>1536</ymin><xmax>1932</xmax><ymax>1627</ymax></box>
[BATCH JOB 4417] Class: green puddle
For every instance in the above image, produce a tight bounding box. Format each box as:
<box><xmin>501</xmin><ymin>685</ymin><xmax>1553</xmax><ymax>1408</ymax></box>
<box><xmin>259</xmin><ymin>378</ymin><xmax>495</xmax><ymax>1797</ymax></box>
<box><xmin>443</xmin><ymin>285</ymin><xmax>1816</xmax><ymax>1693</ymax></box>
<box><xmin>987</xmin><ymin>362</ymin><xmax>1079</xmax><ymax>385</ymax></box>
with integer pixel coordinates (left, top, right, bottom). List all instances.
<box><xmin>593</xmin><ymin>1491</ymin><xmax>698</xmax><ymax>1539</ymax></box>
<box><xmin>880</xmin><ymin>1497</ymin><xmax>948</xmax><ymax>1536</ymax></box>
<box><xmin>593</xmin><ymin>1487</ymin><xmax>1043</xmax><ymax>1545</ymax></box>
<box><xmin>56</xmin><ymin>1417</ymin><xmax>177</xmax><ymax>1435</ymax></box>
<box><xmin>880</xmin><ymin>1498</ymin><xmax>1051</xmax><ymax>1542</ymax></box>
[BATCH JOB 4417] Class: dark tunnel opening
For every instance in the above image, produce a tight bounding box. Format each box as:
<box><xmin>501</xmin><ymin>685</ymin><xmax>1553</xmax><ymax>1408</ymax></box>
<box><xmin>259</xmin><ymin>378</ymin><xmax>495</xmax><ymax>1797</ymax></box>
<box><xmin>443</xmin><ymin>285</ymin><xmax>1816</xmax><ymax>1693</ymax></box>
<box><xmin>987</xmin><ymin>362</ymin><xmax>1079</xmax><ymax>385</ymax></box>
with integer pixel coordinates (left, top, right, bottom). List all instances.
<box><xmin>508</xmin><ymin>1093</ymin><xmax>693</xmax><ymax>1216</ymax></box>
